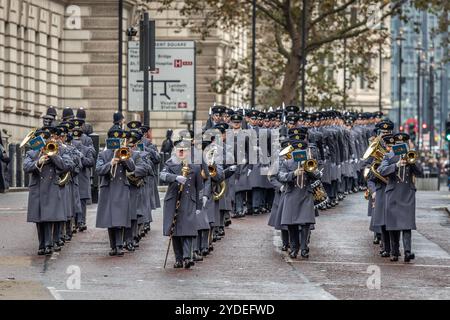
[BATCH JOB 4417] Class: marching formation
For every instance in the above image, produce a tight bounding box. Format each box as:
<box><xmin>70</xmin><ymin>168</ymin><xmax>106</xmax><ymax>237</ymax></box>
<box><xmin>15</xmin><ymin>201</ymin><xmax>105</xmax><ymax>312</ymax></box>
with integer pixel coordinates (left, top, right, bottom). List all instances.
<box><xmin>364</xmin><ymin>120</ymin><xmax>422</xmax><ymax>262</ymax></box>
<box><xmin>21</xmin><ymin>103</ymin><xmax>421</xmax><ymax>266</ymax></box>
<box><xmin>22</xmin><ymin>107</ymin><xmax>96</xmax><ymax>255</ymax></box>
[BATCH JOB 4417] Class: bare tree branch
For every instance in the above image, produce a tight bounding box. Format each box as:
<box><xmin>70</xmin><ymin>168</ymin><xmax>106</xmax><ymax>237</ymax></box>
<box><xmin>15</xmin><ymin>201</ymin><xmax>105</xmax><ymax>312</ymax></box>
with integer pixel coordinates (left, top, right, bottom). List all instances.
<box><xmin>274</xmin><ymin>25</ymin><xmax>291</xmax><ymax>59</ymax></box>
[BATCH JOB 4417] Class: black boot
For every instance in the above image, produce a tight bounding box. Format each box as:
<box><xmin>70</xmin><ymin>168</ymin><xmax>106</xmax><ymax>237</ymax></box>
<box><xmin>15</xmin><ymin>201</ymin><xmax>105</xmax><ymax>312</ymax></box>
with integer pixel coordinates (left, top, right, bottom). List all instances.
<box><xmin>300</xmin><ymin>249</ymin><xmax>309</xmax><ymax>259</ymax></box>
<box><xmin>193</xmin><ymin>252</ymin><xmax>203</xmax><ymax>262</ymax></box>
<box><xmin>404</xmin><ymin>251</ymin><xmax>415</xmax><ymax>263</ymax></box>
<box><xmin>44</xmin><ymin>246</ymin><xmax>53</xmax><ymax>255</ymax></box>
<box><xmin>289</xmin><ymin>250</ymin><xmax>298</xmax><ymax>259</ymax></box>
<box><xmin>174</xmin><ymin>260</ymin><xmax>183</xmax><ymax>268</ymax></box>
<box><xmin>109</xmin><ymin>248</ymin><xmax>117</xmax><ymax>256</ymax></box>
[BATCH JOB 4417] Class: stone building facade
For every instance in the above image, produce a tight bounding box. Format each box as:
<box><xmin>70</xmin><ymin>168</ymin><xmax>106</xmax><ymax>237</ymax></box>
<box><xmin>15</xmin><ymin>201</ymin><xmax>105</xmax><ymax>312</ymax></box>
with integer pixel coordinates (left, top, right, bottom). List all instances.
<box><xmin>0</xmin><ymin>0</ymin><xmax>248</xmax><ymax>146</ymax></box>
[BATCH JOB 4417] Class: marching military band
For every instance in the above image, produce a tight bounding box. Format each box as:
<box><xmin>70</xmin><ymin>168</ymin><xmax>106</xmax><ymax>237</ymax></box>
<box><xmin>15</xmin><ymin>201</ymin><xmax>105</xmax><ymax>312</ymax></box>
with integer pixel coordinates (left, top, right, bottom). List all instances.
<box><xmin>21</xmin><ymin>103</ymin><xmax>422</xmax><ymax>267</ymax></box>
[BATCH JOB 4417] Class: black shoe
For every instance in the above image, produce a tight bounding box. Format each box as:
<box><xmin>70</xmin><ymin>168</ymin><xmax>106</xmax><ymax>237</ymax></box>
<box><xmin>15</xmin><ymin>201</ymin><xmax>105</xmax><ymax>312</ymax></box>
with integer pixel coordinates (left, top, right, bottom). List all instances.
<box><xmin>184</xmin><ymin>258</ymin><xmax>192</xmax><ymax>269</ymax></box>
<box><xmin>209</xmin><ymin>244</ymin><xmax>214</xmax><ymax>252</ymax></box>
<box><xmin>201</xmin><ymin>248</ymin><xmax>209</xmax><ymax>256</ymax></box>
<box><xmin>44</xmin><ymin>247</ymin><xmax>53</xmax><ymax>255</ymax></box>
<box><xmin>300</xmin><ymin>249</ymin><xmax>309</xmax><ymax>259</ymax></box>
<box><xmin>289</xmin><ymin>250</ymin><xmax>298</xmax><ymax>259</ymax></box>
<box><xmin>380</xmin><ymin>251</ymin><xmax>390</xmax><ymax>258</ymax></box>
<box><xmin>193</xmin><ymin>252</ymin><xmax>203</xmax><ymax>262</ymax></box>
<box><xmin>78</xmin><ymin>224</ymin><xmax>87</xmax><ymax>232</ymax></box>
<box><xmin>218</xmin><ymin>228</ymin><xmax>225</xmax><ymax>237</ymax></box>
<box><xmin>174</xmin><ymin>260</ymin><xmax>183</xmax><ymax>268</ymax></box>
<box><xmin>109</xmin><ymin>248</ymin><xmax>117</xmax><ymax>256</ymax></box>
<box><xmin>57</xmin><ymin>240</ymin><xmax>65</xmax><ymax>247</ymax></box>
<box><xmin>133</xmin><ymin>240</ymin><xmax>139</xmax><ymax>248</ymax></box>
<box><xmin>53</xmin><ymin>244</ymin><xmax>61</xmax><ymax>252</ymax></box>
<box><xmin>125</xmin><ymin>243</ymin><xmax>135</xmax><ymax>252</ymax></box>
<box><xmin>404</xmin><ymin>251</ymin><xmax>415</xmax><ymax>263</ymax></box>
<box><xmin>390</xmin><ymin>255</ymin><xmax>399</xmax><ymax>262</ymax></box>
<box><xmin>140</xmin><ymin>231</ymin><xmax>146</xmax><ymax>238</ymax></box>
<box><xmin>281</xmin><ymin>245</ymin><xmax>289</xmax><ymax>252</ymax></box>
<box><xmin>224</xmin><ymin>220</ymin><xmax>231</xmax><ymax>227</ymax></box>
<box><xmin>64</xmin><ymin>235</ymin><xmax>72</xmax><ymax>242</ymax></box>
<box><xmin>116</xmin><ymin>247</ymin><xmax>124</xmax><ymax>257</ymax></box>
<box><xmin>37</xmin><ymin>249</ymin><xmax>45</xmax><ymax>256</ymax></box>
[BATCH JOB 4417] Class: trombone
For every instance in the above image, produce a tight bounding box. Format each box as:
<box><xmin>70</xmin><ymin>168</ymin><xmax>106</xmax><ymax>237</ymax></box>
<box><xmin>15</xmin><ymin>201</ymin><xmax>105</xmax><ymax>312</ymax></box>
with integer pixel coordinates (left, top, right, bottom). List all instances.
<box><xmin>398</xmin><ymin>150</ymin><xmax>418</xmax><ymax>182</ymax></box>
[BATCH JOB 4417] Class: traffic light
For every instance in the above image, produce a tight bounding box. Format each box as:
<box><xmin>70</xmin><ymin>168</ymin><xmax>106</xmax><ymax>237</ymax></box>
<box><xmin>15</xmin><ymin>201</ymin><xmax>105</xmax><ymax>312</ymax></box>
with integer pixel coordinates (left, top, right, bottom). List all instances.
<box><xmin>445</xmin><ymin>120</ymin><xmax>450</xmax><ymax>142</ymax></box>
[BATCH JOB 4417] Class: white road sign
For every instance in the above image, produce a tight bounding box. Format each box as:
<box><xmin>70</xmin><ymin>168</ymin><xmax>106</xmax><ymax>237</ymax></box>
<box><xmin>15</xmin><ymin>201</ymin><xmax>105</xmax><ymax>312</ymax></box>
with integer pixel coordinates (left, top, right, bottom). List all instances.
<box><xmin>128</xmin><ymin>41</ymin><xmax>196</xmax><ymax>111</ymax></box>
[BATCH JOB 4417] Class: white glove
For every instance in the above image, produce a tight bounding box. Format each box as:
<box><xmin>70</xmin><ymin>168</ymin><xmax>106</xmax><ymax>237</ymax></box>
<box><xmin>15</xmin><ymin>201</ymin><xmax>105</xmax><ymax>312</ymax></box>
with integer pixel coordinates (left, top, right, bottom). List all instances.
<box><xmin>176</xmin><ymin>176</ymin><xmax>187</xmax><ymax>184</ymax></box>
<box><xmin>195</xmin><ymin>210</ymin><xmax>201</xmax><ymax>215</ymax></box>
<box><xmin>280</xmin><ymin>185</ymin><xmax>285</xmax><ymax>192</ymax></box>
<box><xmin>38</xmin><ymin>155</ymin><xmax>48</xmax><ymax>166</ymax></box>
<box><xmin>294</xmin><ymin>168</ymin><xmax>303</xmax><ymax>176</ymax></box>
<box><xmin>202</xmin><ymin>196</ymin><xmax>208</xmax><ymax>207</ymax></box>
<box><xmin>247</xmin><ymin>169</ymin><xmax>252</xmax><ymax>176</ymax></box>
<box><xmin>228</xmin><ymin>165</ymin><xmax>237</xmax><ymax>172</ymax></box>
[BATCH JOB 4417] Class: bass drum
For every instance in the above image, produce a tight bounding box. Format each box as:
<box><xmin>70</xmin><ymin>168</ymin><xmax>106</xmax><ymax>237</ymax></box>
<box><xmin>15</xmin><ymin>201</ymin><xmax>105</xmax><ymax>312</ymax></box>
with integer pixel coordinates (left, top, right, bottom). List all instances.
<box><xmin>310</xmin><ymin>179</ymin><xmax>328</xmax><ymax>209</ymax></box>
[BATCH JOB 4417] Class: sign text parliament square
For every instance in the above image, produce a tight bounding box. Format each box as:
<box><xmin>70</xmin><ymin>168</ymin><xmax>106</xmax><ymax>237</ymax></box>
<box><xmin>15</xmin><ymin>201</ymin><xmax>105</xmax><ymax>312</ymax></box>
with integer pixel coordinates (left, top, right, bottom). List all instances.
<box><xmin>128</xmin><ymin>41</ymin><xmax>196</xmax><ymax>112</ymax></box>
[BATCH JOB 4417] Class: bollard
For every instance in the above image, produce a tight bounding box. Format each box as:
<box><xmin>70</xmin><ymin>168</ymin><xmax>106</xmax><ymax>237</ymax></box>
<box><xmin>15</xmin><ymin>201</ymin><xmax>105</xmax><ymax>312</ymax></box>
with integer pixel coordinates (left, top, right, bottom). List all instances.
<box><xmin>90</xmin><ymin>133</ymin><xmax>100</xmax><ymax>204</ymax></box>
<box><xmin>15</xmin><ymin>144</ymin><xmax>23</xmax><ymax>187</ymax></box>
<box><xmin>8</xmin><ymin>144</ymin><xmax>15</xmax><ymax>187</ymax></box>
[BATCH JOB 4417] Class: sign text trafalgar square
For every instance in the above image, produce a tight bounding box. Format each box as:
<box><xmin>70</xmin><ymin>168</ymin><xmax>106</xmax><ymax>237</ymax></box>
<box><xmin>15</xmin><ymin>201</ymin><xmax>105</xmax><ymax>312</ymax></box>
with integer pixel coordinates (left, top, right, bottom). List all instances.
<box><xmin>128</xmin><ymin>41</ymin><xmax>196</xmax><ymax>112</ymax></box>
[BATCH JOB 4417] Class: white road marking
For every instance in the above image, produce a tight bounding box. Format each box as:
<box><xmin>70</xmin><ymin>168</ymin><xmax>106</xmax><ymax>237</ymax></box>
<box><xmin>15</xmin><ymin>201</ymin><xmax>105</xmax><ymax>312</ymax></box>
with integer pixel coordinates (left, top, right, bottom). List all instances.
<box><xmin>286</xmin><ymin>259</ymin><xmax>450</xmax><ymax>269</ymax></box>
<box><xmin>47</xmin><ymin>287</ymin><xmax>63</xmax><ymax>300</ymax></box>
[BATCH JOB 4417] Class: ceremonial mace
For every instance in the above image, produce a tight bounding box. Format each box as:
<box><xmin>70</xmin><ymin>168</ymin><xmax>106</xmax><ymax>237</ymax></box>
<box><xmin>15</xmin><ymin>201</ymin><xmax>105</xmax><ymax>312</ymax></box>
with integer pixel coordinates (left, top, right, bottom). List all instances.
<box><xmin>163</xmin><ymin>160</ymin><xmax>190</xmax><ymax>268</ymax></box>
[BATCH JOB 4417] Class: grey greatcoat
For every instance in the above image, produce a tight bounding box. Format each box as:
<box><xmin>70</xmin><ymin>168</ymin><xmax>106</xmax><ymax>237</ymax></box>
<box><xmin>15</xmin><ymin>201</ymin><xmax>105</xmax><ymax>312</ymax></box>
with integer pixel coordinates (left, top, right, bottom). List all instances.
<box><xmin>378</xmin><ymin>151</ymin><xmax>423</xmax><ymax>231</ymax></box>
<box><xmin>24</xmin><ymin>149</ymin><xmax>74</xmax><ymax>223</ymax></box>
<box><xmin>144</xmin><ymin>138</ymin><xmax>161</xmax><ymax>209</ymax></box>
<box><xmin>137</xmin><ymin>151</ymin><xmax>153</xmax><ymax>223</ymax></box>
<box><xmin>218</xmin><ymin>144</ymin><xmax>235</xmax><ymax>212</ymax></box>
<box><xmin>73</xmin><ymin>137</ymin><xmax>96</xmax><ymax>200</ymax></box>
<box><xmin>267</xmin><ymin>170</ymin><xmax>287</xmax><ymax>231</ymax></box>
<box><xmin>95</xmin><ymin>149</ymin><xmax>135</xmax><ymax>228</ymax></box>
<box><xmin>66</xmin><ymin>144</ymin><xmax>83</xmax><ymax>220</ymax></box>
<box><xmin>160</xmin><ymin>158</ymin><xmax>203</xmax><ymax>237</ymax></box>
<box><xmin>128</xmin><ymin>151</ymin><xmax>145</xmax><ymax>221</ymax></box>
<box><xmin>200</xmin><ymin>161</ymin><xmax>224</xmax><ymax>227</ymax></box>
<box><xmin>278</xmin><ymin>158</ymin><xmax>318</xmax><ymax>226</ymax></box>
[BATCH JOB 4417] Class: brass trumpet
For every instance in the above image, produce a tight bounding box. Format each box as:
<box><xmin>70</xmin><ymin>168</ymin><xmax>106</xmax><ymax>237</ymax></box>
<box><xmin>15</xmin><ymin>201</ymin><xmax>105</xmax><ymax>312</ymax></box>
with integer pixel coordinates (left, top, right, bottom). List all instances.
<box><xmin>115</xmin><ymin>147</ymin><xmax>131</xmax><ymax>161</ymax></box>
<box><xmin>42</xmin><ymin>141</ymin><xmax>59</xmax><ymax>156</ymax></box>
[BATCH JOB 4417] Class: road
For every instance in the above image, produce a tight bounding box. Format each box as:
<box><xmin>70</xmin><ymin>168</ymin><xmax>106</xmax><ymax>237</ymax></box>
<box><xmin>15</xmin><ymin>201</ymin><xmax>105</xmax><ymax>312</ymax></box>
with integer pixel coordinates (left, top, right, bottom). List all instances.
<box><xmin>0</xmin><ymin>190</ymin><xmax>449</xmax><ymax>300</ymax></box>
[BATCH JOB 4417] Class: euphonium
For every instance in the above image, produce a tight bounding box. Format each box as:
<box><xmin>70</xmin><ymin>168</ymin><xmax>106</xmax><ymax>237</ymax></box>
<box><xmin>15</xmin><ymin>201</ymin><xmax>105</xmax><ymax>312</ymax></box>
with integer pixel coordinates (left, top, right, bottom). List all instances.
<box><xmin>58</xmin><ymin>172</ymin><xmax>71</xmax><ymax>186</ymax></box>
<box><xmin>362</xmin><ymin>136</ymin><xmax>388</xmax><ymax>184</ymax></box>
<box><xmin>20</xmin><ymin>128</ymin><xmax>37</xmax><ymax>148</ymax></box>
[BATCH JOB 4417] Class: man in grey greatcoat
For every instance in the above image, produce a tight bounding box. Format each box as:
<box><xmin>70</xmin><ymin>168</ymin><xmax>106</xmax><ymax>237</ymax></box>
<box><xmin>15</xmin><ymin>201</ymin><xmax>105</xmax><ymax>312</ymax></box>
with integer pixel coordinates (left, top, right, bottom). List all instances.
<box><xmin>378</xmin><ymin>133</ymin><xmax>423</xmax><ymax>263</ymax></box>
<box><xmin>96</xmin><ymin>128</ymin><xmax>136</xmax><ymax>257</ymax></box>
<box><xmin>160</xmin><ymin>139</ymin><xmax>204</xmax><ymax>269</ymax></box>
<box><xmin>24</xmin><ymin>127</ymin><xmax>74</xmax><ymax>255</ymax></box>
<box><xmin>278</xmin><ymin>140</ymin><xmax>320</xmax><ymax>259</ymax></box>
<box><xmin>70</xmin><ymin>125</ymin><xmax>96</xmax><ymax>232</ymax></box>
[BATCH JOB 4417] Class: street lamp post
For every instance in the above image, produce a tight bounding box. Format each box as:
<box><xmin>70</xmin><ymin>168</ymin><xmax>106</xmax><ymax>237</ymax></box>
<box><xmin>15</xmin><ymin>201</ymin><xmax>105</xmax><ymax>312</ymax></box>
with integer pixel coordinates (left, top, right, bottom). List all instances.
<box><xmin>118</xmin><ymin>0</ymin><xmax>123</xmax><ymax>113</ymax></box>
<box><xmin>300</xmin><ymin>0</ymin><xmax>308</xmax><ymax>111</ymax></box>
<box><xmin>378</xmin><ymin>23</ymin><xmax>388</xmax><ymax>113</ymax></box>
<box><xmin>415</xmin><ymin>41</ymin><xmax>423</xmax><ymax>148</ymax></box>
<box><xmin>396</xmin><ymin>29</ymin><xmax>405</xmax><ymax>131</ymax></box>
<box><xmin>251</xmin><ymin>0</ymin><xmax>256</xmax><ymax>109</ymax></box>
<box><xmin>428</xmin><ymin>44</ymin><xmax>435</xmax><ymax>150</ymax></box>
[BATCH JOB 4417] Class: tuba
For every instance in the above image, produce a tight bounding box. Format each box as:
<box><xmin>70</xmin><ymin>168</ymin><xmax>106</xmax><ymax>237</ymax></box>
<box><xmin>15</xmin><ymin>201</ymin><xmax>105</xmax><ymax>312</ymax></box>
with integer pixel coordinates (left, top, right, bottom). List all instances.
<box><xmin>362</xmin><ymin>136</ymin><xmax>388</xmax><ymax>184</ymax></box>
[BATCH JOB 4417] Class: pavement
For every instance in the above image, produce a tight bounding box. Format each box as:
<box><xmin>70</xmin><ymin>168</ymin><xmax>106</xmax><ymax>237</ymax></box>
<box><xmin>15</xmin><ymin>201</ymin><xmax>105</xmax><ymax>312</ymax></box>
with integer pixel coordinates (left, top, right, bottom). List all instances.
<box><xmin>0</xmin><ymin>190</ymin><xmax>449</xmax><ymax>300</ymax></box>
